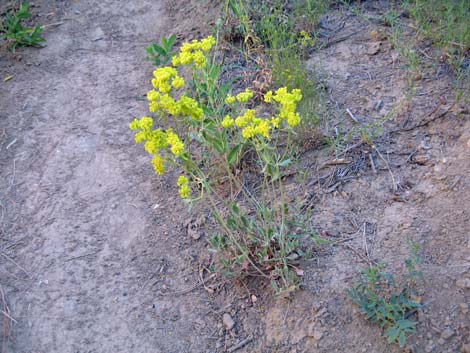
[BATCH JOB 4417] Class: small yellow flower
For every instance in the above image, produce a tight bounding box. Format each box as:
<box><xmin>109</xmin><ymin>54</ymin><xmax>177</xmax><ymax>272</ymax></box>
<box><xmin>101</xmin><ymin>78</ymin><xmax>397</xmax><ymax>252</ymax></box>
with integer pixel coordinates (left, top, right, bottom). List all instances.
<box><xmin>200</xmin><ymin>36</ymin><xmax>216</xmax><ymax>51</ymax></box>
<box><xmin>242</xmin><ymin>126</ymin><xmax>256</xmax><ymax>139</ymax></box>
<box><xmin>225</xmin><ymin>94</ymin><xmax>236</xmax><ymax>105</ymax></box>
<box><xmin>147</xmin><ymin>90</ymin><xmax>160</xmax><ymax>102</ymax></box>
<box><xmin>129</xmin><ymin>118</ymin><xmax>140</xmax><ymax>130</ymax></box>
<box><xmin>264</xmin><ymin>90</ymin><xmax>273</xmax><ymax>103</ymax></box>
<box><xmin>172</xmin><ymin>76</ymin><xmax>185</xmax><ymax>89</ymax></box>
<box><xmin>286</xmin><ymin>112</ymin><xmax>301</xmax><ymax>127</ymax></box>
<box><xmin>171</xmin><ymin>56</ymin><xmax>180</xmax><ymax>66</ymax></box>
<box><xmin>144</xmin><ymin>140</ymin><xmax>158</xmax><ymax>154</ymax></box>
<box><xmin>236</xmin><ymin>88</ymin><xmax>253</xmax><ymax>103</ymax></box>
<box><xmin>270</xmin><ymin>116</ymin><xmax>281</xmax><ymax>128</ymax></box>
<box><xmin>255</xmin><ymin>120</ymin><xmax>270</xmax><ymax>138</ymax></box>
<box><xmin>134</xmin><ymin>130</ymin><xmax>147</xmax><ymax>143</ymax></box>
<box><xmin>178</xmin><ymin>184</ymin><xmax>190</xmax><ymax>199</ymax></box>
<box><xmin>178</xmin><ymin>96</ymin><xmax>203</xmax><ymax>121</ymax></box>
<box><xmin>177</xmin><ymin>175</ymin><xmax>190</xmax><ymax>199</ymax></box>
<box><xmin>149</xmin><ymin>100</ymin><xmax>158</xmax><ymax>113</ymax></box>
<box><xmin>166</xmin><ymin>130</ymin><xmax>185</xmax><ymax>156</ymax></box>
<box><xmin>221</xmin><ymin>115</ymin><xmax>234</xmax><ymax>128</ymax></box>
<box><xmin>151</xmin><ymin>154</ymin><xmax>165</xmax><ymax>175</ymax></box>
<box><xmin>177</xmin><ymin>175</ymin><xmax>188</xmax><ymax>186</ymax></box>
<box><xmin>192</xmin><ymin>51</ymin><xmax>206</xmax><ymax>69</ymax></box>
<box><xmin>139</xmin><ymin>116</ymin><xmax>153</xmax><ymax>130</ymax></box>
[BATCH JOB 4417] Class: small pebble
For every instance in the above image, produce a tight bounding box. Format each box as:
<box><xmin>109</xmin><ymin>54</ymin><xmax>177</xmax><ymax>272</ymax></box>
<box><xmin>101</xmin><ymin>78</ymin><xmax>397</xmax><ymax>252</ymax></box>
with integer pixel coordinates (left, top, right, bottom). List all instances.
<box><xmin>441</xmin><ymin>328</ymin><xmax>454</xmax><ymax>339</ymax></box>
<box><xmin>456</xmin><ymin>278</ymin><xmax>470</xmax><ymax>289</ymax></box>
<box><xmin>425</xmin><ymin>341</ymin><xmax>434</xmax><ymax>353</ymax></box>
<box><xmin>313</xmin><ymin>329</ymin><xmax>323</xmax><ymax>340</ymax></box>
<box><xmin>460</xmin><ymin>303</ymin><xmax>469</xmax><ymax>314</ymax></box>
<box><xmin>223</xmin><ymin>313</ymin><xmax>235</xmax><ymax>330</ymax></box>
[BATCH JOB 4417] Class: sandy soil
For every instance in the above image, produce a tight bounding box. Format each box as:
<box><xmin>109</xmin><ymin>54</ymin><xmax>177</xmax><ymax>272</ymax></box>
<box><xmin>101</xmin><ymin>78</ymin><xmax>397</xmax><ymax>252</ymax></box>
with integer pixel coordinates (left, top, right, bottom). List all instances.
<box><xmin>1</xmin><ymin>1</ymin><xmax>469</xmax><ymax>353</ymax></box>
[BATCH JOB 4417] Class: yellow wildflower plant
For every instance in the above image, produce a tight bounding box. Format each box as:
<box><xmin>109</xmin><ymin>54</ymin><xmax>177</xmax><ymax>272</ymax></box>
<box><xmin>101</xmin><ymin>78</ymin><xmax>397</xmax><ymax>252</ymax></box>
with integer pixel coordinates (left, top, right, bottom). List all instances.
<box><xmin>131</xmin><ymin>34</ymin><xmax>311</xmax><ymax>292</ymax></box>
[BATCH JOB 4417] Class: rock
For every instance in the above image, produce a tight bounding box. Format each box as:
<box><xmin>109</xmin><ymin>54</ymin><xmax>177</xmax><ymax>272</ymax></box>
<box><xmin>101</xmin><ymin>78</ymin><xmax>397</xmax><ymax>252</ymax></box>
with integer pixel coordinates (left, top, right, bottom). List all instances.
<box><xmin>313</xmin><ymin>329</ymin><xmax>323</xmax><ymax>341</ymax></box>
<box><xmin>441</xmin><ymin>328</ymin><xmax>454</xmax><ymax>339</ymax></box>
<box><xmin>223</xmin><ymin>313</ymin><xmax>235</xmax><ymax>330</ymax></box>
<box><xmin>456</xmin><ymin>278</ymin><xmax>470</xmax><ymax>289</ymax></box>
<box><xmin>374</xmin><ymin>100</ymin><xmax>384</xmax><ymax>112</ymax></box>
<box><xmin>444</xmin><ymin>316</ymin><xmax>451</xmax><ymax>326</ymax></box>
<box><xmin>251</xmin><ymin>295</ymin><xmax>257</xmax><ymax>304</ymax></box>
<box><xmin>460</xmin><ymin>303</ymin><xmax>469</xmax><ymax>314</ymax></box>
<box><xmin>461</xmin><ymin>344</ymin><xmax>470</xmax><ymax>353</ymax></box>
<box><xmin>425</xmin><ymin>341</ymin><xmax>434</xmax><ymax>353</ymax></box>
<box><xmin>412</xmin><ymin>153</ymin><xmax>432</xmax><ymax>165</ymax></box>
<box><xmin>367</xmin><ymin>42</ymin><xmax>381</xmax><ymax>55</ymax></box>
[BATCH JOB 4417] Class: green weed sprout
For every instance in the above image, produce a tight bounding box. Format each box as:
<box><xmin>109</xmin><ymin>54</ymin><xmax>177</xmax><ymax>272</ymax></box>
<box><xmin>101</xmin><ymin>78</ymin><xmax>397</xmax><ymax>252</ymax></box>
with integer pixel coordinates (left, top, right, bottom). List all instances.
<box><xmin>347</xmin><ymin>248</ymin><xmax>423</xmax><ymax>348</ymax></box>
<box><xmin>145</xmin><ymin>34</ymin><xmax>176</xmax><ymax>67</ymax></box>
<box><xmin>0</xmin><ymin>2</ymin><xmax>46</xmax><ymax>51</ymax></box>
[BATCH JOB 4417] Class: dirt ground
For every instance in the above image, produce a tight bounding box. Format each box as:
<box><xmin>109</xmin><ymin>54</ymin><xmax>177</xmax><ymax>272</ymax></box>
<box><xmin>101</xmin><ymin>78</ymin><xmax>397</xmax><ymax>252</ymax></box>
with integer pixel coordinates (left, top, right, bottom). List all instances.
<box><xmin>0</xmin><ymin>1</ymin><xmax>469</xmax><ymax>353</ymax></box>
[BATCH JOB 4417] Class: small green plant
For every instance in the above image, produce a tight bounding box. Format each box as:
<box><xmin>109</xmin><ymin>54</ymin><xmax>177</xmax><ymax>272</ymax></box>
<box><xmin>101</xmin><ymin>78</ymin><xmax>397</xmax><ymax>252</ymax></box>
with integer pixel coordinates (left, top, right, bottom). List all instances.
<box><xmin>130</xmin><ymin>32</ymin><xmax>318</xmax><ymax>292</ymax></box>
<box><xmin>347</xmin><ymin>245</ymin><xmax>423</xmax><ymax>348</ymax></box>
<box><xmin>145</xmin><ymin>34</ymin><xmax>177</xmax><ymax>67</ymax></box>
<box><xmin>0</xmin><ymin>2</ymin><xmax>45</xmax><ymax>51</ymax></box>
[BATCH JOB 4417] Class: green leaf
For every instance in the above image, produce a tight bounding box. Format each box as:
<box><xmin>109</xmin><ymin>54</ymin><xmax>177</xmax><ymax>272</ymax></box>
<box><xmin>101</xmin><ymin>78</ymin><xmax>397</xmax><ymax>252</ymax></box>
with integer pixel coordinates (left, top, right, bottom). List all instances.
<box><xmin>227</xmin><ymin>144</ymin><xmax>241</xmax><ymax>165</ymax></box>
<box><xmin>153</xmin><ymin>45</ymin><xmax>167</xmax><ymax>56</ymax></box>
<box><xmin>385</xmin><ymin>326</ymin><xmax>399</xmax><ymax>343</ymax></box>
<box><xmin>231</xmin><ymin>203</ymin><xmax>240</xmax><ymax>214</ymax></box>
<box><xmin>202</xmin><ymin>131</ymin><xmax>225</xmax><ymax>153</ymax></box>
<box><xmin>398</xmin><ymin>331</ymin><xmax>406</xmax><ymax>347</ymax></box>
<box><xmin>168</xmin><ymin>34</ymin><xmax>176</xmax><ymax>47</ymax></box>
<box><xmin>278</xmin><ymin>159</ymin><xmax>291</xmax><ymax>167</ymax></box>
<box><xmin>397</xmin><ymin>319</ymin><xmax>416</xmax><ymax>330</ymax></box>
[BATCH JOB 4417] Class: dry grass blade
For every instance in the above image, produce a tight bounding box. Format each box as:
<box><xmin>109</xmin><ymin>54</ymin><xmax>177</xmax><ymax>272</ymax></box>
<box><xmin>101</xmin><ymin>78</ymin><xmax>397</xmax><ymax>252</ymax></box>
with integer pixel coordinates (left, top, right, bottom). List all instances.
<box><xmin>0</xmin><ymin>285</ymin><xmax>13</xmax><ymax>353</ymax></box>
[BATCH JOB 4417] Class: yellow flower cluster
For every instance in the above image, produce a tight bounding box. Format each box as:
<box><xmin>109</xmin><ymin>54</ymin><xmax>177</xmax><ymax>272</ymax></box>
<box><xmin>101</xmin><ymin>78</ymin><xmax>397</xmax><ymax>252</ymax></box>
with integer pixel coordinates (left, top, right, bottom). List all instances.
<box><xmin>151</xmin><ymin>67</ymin><xmax>185</xmax><ymax>93</ymax></box>
<box><xmin>177</xmin><ymin>175</ymin><xmax>190</xmax><ymax>199</ymax></box>
<box><xmin>221</xmin><ymin>87</ymin><xmax>303</xmax><ymax>140</ymax></box>
<box><xmin>235</xmin><ymin>88</ymin><xmax>254</xmax><ymax>103</ymax></box>
<box><xmin>225</xmin><ymin>94</ymin><xmax>236</xmax><ymax>105</ymax></box>
<box><xmin>264</xmin><ymin>87</ymin><xmax>302</xmax><ymax>127</ymax></box>
<box><xmin>147</xmin><ymin>89</ymin><xmax>203</xmax><ymax>121</ymax></box>
<box><xmin>166</xmin><ymin>129</ymin><xmax>184</xmax><ymax>156</ymax></box>
<box><xmin>299</xmin><ymin>30</ymin><xmax>315</xmax><ymax>47</ymax></box>
<box><xmin>172</xmin><ymin>36</ymin><xmax>216</xmax><ymax>69</ymax></box>
<box><xmin>223</xmin><ymin>109</ymin><xmax>271</xmax><ymax>139</ymax></box>
<box><xmin>129</xmin><ymin>117</ymin><xmax>185</xmax><ymax>175</ymax></box>
<box><xmin>151</xmin><ymin>155</ymin><xmax>165</xmax><ymax>175</ymax></box>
